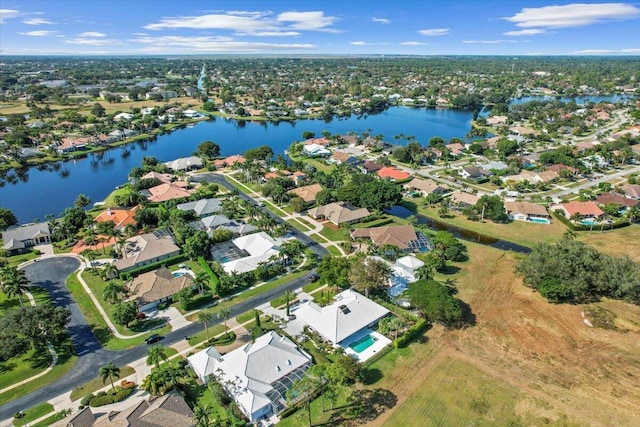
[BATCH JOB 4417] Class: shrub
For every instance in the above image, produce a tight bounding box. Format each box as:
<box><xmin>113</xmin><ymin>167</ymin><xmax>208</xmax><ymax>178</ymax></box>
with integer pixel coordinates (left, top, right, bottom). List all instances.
<box><xmin>394</xmin><ymin>318</ymin><xmax>429</xmax><ymax>348</ymax></box>
<box><xmin>89</xmin><ymin>387</ymin><xmax>134</xmax><ymax>407</ymax></box>
<box><xmin>80</xmin><ymin>393</ymin><xmax>95</xmax><ymax>406</ymax></box>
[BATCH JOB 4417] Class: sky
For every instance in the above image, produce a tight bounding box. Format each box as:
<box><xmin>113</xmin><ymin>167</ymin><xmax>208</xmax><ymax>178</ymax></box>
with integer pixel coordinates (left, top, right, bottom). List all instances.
<box><xmin>0</xmin><ymin>0</ymin><xmax>639</xmax><ymax>56</ymax></box>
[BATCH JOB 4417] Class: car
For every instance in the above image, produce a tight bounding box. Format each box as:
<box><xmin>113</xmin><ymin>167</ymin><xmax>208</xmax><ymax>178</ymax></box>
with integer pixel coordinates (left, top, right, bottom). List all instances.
<box><xmin>145</xmin><ymin>334</ymin><xmax>162</xmax><ymax>345</ymax></box>
<box><xmin>308</xmin><ymin>274</ymin><xmax>319</xmax><ymax>283</ymax></box>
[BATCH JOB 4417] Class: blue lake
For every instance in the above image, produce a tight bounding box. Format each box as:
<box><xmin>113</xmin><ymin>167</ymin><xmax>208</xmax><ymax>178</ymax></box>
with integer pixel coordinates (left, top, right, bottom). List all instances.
<box><xmin>2</xmin><ymin>107</ymin><xmax>474</xmax><ymax>223</ymax></box>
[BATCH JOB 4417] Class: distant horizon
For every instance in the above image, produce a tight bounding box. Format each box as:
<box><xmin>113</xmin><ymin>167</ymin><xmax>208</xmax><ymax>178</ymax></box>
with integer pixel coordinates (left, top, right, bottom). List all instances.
<box><xmin>1</xmin><ymin>1</ymin><xmax>639</xmax><ymax>56</ymax></box>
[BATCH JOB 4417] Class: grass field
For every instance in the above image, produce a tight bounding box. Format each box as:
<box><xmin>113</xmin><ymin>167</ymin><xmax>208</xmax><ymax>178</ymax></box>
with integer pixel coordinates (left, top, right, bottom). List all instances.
<box><xmin>578</xmin><ymin>225</ymin><xmax>640</xmax><ymax>262</ymax></box>
<box><xmin>318</xmin><ymin>225</ymin><xmax>349</xmax><ymax>242</ymax></box>
<box><xmin>11</xmin><ymin>402</ymin><xmax>54</xmax><ymax>427</ymax></box>
<box><xmin>412</xmin><ymin>203</ymin><xmax>568</xmax><ymax>247</ymax></box>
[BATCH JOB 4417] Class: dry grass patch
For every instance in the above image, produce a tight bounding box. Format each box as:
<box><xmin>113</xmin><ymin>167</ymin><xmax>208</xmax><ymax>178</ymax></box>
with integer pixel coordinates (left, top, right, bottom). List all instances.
<box><xmin>578</xmin><ymin>226</ymin><xmax>640</xmax><ymax>262</ymax></box>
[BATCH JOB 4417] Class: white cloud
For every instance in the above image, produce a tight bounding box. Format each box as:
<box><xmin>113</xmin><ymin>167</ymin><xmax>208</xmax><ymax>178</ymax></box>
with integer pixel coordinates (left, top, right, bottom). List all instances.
<box><xmin>505</xmin><ymin>3</ymin><xmax>640</xmax><ymax>28</ymax></box>
<box><xmin>401</xmin><ymin>41</ymin><xmax>427</xmax><ymax>46</ymax></box>
<box><xmin>23</xmin><ymin>18</ymin><xmax>54</xmax><ymax>25</ymax></box>
<box><xmin>78</xmin><ymin>32</ymin><xmax>106</xmax><ymax>37</ymax></box>
<box><xmin>463</xmin><ymin>39</ymin><xmax>517</xmax><ymax>44</ymax></box>
<box><xmin>572</xmin><ymin>48</ymin><xmax>640</xmax><ymax>54</ymax></box>
<box><xmin>503</xmin><ymin>29</ymin><xmax>546</xmax><ymax>36</ymax></box>
<box><xmin>65</xmin><ymin>37</ymin><xmax>120</xmax><ymax>46</ymax></box>
<box><xmin>131</xmin><ymin>35</ymin><xmax>316</xmax><ymax>53</ymax></box>
<box><xmin>0</xmin><ymin>9</ymin><xmax>19</xmax><ymax>23</ymax></box>
<box><xmin>418</xmin><ymin>28</ymin><xmax>449</xmax><ymax>36</ymax></box>
<box><xmin>18</xmin><ymin>30</ymin><xmax>57</xmax><ymax>36</ymax></box>
<box><xmin>143</xmin><ymin>10</ymin><xmax>339</xmax><ymax>34</ymax></box>
<box><xmin>372</xmin><ymin>17</ymin><xmax>390</xmax><ymax>24</ymax></box>
<box><xmin>277</xmin><ymin>11</ymin><xmax>339</xmax><ymax>32</ymax></box>
<box><xmin>350</xmin><ymin>41</ymin><xmax>372</xmax><ymax>46</ymax></box>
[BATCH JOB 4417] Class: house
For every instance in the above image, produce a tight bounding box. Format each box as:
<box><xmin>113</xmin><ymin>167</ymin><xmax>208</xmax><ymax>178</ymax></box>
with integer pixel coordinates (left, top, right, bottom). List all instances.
<box><xmin>187</xmin><ymin>331</ymin><xmax>311</xmax><ymax>422</ymax></box>
<box><xmin>294</xmin><ymin>289</ymin><xmax>391</xmax><ymax>360</ymax></box>
<box><xmin>359</xmin><ymin>160</ymin><xmax>384</xmax><ymax>174</ymax></box>
<box><xmin>620</xmin><ymin>184</ymin><xmax>640</xmax><ymax>200</ymax></box>
<box><xmin>308</xmin><ymin>202</ymin><xmax>370</xmax><ymax>226</ymax></box>
<box><xmin>95</xmin><ymin>207</ymin><xmax>138</xmax><ymax>230</ymax></box>
<box><xmin>190</xmin><ymin>214</ymin><xmax>258</xmax><ymax>237</ymax></box>
<box><xmin>288</xmin><ymin>183</ymin><xmax>323</xmax><ymax>205</ymax></box>
<box><xmin>113</xmin><ymin>112</ymin><xmax>135</xmax><ymax>122</ymax></box>
<box><xmin>113</xmin><ymin>230</ymin><xmax>180</xmax><ymax>272</ymax></box>
<box><xmin>447</xmin><ymin>143</ymin><xmax>465</xmax><ymax>156</ymax></box>
<box><xmin>546</xmin><ymin>164</ymin><xmax>578</xmax><ymax>176</ymax></box>
<box><xmin>486</xmin><ymin>115</ymin><xmax>508</xmax><ymax>126</ymax></box>
<box><xmin>182</xmin><ymin>109</ymin><xmax>203</xmax><ymax>118</ymax></box>
<box><xmin>93</xmin><ymin>391</ymin><xmax>194</xmax><ymax>427</ymax></box>
<box><xmin>377</xmin><ymin>166</ymin><xmax>411</xmax><ymax>181</ymax></box>
<box><xmin>213</xmin><ymin>231</ymin><xmax>283</xmax><ymax>274</ymax></box>
<box><xmin>553</xmin><ymin>201</ymin><xmax>605</xmax><ymax>220</ymax></box>
<box><xmin>140</xmin><ymin>171</ymin><xmax>173</xmax><ymax>184</ymax></box>
<box><xmin>405</xmin><ymin>178</ymin><xmax>449</xmax><ymax>196</ymax></box>
<box><xmin>450</xmin><ymin>191</ymin><xmax>480</xmax><ymax>207</ymax></box>
<box><xmin>302</xmin><ymin>143</ymin><xmax>331</xmax><ymax>157</ymax></box>
<box><xmin>164</xmin><ymin>156</ymin><xmax>203</xmax><ymax>172</ymax></box>
<box><xmin>213</xmin><ymin>155</ymin><xmax>246</xmax><ymax>168</ymax></box>
<box><xmin>177</xmin><ymin>198</ymin><xmax>222</xmax><ymax>217</ymax></box>
<box><xmin>145</xmin><ymin>182</ymin><xmax>194</xmax><ymax>203</ymax></box>
<box><xmin>329</xmin><ymin>150</ymin><xmax>358</xmax><ymax>165</ymax></box>
<box><xmin>351</xmin><ymin>225</ymin><xmax>431</xmax><ymax>252</ymax></box>
<box><xmin>49</xmin><ymin>407</ymin><xmax>95</xmax><ymax>427</ymax></box>
<box><xmin>504</xmin><ymin>201</ymin><xmax>551</xmax><ymax>222</ymax></box>
<box><xmin>595</xmin><ymin>193</ymin><xmax>638</xmax><ymax>210</ymax></box>
<box><xmin>535</xmin><ymin>170</ymin><xmax>559</xmax><ymax>183</ymax></box>
<box><xmin>2</xmin><ymin>222</ymin><xmax>51</xmax><ymax>255</ymax></box>
<box><xmin>127</xmin><ymin>267</ymin><xmax>195</xmax><ymax>311</ymax></box>
<box><xmin>481</xmin><ymin>161</ymin><xmax>509</xmax><ymax>171</ymax></box>
<box><xmin>459</xmin><ymin>167</ymin><xmax>492</xmax><ymax>181</ymax></box>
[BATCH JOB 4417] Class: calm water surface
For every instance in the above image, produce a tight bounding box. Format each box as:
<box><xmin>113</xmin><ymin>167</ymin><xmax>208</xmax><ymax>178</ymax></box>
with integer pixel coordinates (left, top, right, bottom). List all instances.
<box><xmin>2</xmin><ymin>107</ymin><xmax>474</xmax><ymax>222</ymax></box>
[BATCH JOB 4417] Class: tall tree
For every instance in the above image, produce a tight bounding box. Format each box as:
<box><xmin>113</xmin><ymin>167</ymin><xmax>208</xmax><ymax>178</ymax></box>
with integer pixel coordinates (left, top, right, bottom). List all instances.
<box><xmin>0</xmin><ymin>208</ymin><xmax>18</xmax><ymax>231</ymax></box>
<box><xmin>218</xmin><ymin>307</ymin><xmax>231</xmax><ymax>336</ymax></box>
<box><xmin>147</xmin><ymin>344</ymin><xmax>168</xmax><ymax>370</ymax></box>
<box><xmin>348</xmin><ymin>257</ymin><xmax>391</xmax><ymax>297</ymax></box>
<box><xmin>99</xmin><ymin>362</ymin><xmax>120</xmax><ymax>393</ymax></box>
<box><xmin>198</xmin><ymin>311</ymin><xmax>213</xmax><ymax>341</ymax></box>
<box><xmin>0</xmin><ymin>266</ymin><xmax>30</xmax><ymax>307</ymax></box>
<box><xmin>103</xmin><ymin>281</ymin><xmax>124</xmax><ymax>304</ymax></box>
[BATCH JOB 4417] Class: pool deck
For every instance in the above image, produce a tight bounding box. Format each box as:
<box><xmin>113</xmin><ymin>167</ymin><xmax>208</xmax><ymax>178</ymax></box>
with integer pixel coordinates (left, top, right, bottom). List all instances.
<box><xmin>341</xmin><ymin>329</ymin><xmax>391</xmax><ymax>362</ymax></box>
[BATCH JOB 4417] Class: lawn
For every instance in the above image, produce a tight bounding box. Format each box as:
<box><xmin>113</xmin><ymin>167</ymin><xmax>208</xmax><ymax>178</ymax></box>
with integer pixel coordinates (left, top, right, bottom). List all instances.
<box><xmin>383</xmin><ymin>357</ymin><xmax>553</xmax><ymax>427</ymax></box>
<box><xmin>412</xmin><ymin>202</ymin><xmax>567</xmax><ymax>247</ymax></box>
<box><xmin>235</xmin><ymin>309</ymin><xmax>262</xmax><ymax>324</ymax></box>
<box><xmin>5</xmin><ymin>250</ymin><xmax>39</xmax><ymax>267</ymax></box>
<box><xmin>286</xmin><ymin>219</ymin><xmax>311</xmax><ymax>232</ymax></box>
<box><xmin>326</xmin><ymin>246</ymin><xmax>342</xmax><ymax>256</ymax></box>
<box><xmin>69</xmin><ymin>365</ymin><xmax>135</xmax><ymax>401</ymax></box>
<box><xmin>11</xmin><ymin>402</ymin><xmax>54</xmax><ymax>427</ymax></box>
<box><xmin>0</xmin><ymin>345</ymin><xmax>53</xmax><ymax>391</ymax></box>
<box><xmin>578</xmin><ymin>225</ymin><xmax>640</xmax><ymax>262</ymax></box>
<box><xmin>0</xmin><ymin>340</ymin><xmax>76</xmax><ymax>406</ymax></box>
<box><xmin>66</xmin><ymin>273</ymin><xmax>171</xmax><ymax>351</ymax></box>
<box><xmin>318</xmin><ymin>225</ymin><xmax>349</xmax><ymax>242</ymax></box>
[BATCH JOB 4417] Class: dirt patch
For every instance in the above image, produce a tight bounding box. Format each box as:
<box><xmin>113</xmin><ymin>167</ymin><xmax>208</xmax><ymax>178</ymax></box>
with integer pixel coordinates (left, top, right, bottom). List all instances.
<box><xmin>373</xmin><ymin>243</ymin><xmax>640</xmax><ymax>427</ymax></box>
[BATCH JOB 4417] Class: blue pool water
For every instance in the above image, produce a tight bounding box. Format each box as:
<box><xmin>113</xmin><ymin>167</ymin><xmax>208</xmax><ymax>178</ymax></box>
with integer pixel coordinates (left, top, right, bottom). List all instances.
<box><xmin>528</xmin><ymin>217</ymin><xmax>550</xmax><ymax>224</ymax></box>
<box><xmin>580</xmin><ymin>219</ymin><xmax>598</xmax><ymax>225</ymax></box>
<box><xmin>172</xmin><ymin>272</ymin><xmax>185</xmax><ymax>277</ymax></box>
<box><xmin>349</xmin><ymin>334</ymin><xmax>377</xmax><ymax>353</ymax></box>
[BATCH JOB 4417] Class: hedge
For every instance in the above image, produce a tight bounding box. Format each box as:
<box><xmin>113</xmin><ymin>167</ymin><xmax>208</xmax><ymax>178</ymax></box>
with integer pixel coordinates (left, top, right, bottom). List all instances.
<box><xmin>120</xmin><ymin>254</ymin><xmax>188</xmax><ymax>279</ymax></box>
<box><xmin>552</xmin><ymin>210</ymin><xmax>631</xmax><ymax>232</ymax></box>
<box><xmin>198</xmin><ymin>256</ymin><xmax>219</xmax><ymax>294</ymax></box>
<box><xmin>89</xmin><ymin>387</ymin><xmax>134</xmax><ymax>407</ymax></box>
<box><xmin>393</xmin><ymin>318</ymin><xmax>429</xmax><ymax>348</ymax></box>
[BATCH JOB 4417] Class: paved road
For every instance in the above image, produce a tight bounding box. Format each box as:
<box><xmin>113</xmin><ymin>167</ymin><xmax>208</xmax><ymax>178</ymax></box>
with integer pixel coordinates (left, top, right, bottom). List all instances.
<box><xmin>1</xmin><ymin>174</ymin><xmax>329</xmax><ymax>419</ymax></box>
<box><xmin>1</xmin><ymin>258</ymin><xmax>118</xmax><ymax>420</ymax></box>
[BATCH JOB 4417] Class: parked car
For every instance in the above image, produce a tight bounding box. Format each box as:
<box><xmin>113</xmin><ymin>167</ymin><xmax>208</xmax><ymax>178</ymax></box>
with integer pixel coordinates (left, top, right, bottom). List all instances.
<box><xmin>135</xmin><ymin>312</ymin><xmax>147</xmax><ymax>320</ymax></box>
<box><xmin>308</xmin><ymin>273</ymin><xmax>319</xmax><ymax>283</ymax></box>
<box><xmin>145</xmin><ymin>334</ymin><xmax>162</xmax><ymax>345</ymax></box>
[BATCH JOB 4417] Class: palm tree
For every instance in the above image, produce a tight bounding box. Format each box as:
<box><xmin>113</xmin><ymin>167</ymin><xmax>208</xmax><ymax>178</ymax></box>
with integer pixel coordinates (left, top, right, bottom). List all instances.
<box><xmin>79</xmin><ymin>249</ymin><xmax>95</xmax><ymax>269</ymax></box>
<box><xmin>146</xmin><ymin>345</ymin><xmax>168</xmax><ymax>370</ymax></box>
<box><xmin>284</xmin><ymin>289</ymin><xmax>295</xmax><ymax>317</ymax></box>
<box><xmin>101</xmin><ymin>263</ymin><xmax>119</xmax><ymax>281</ymax></box>
<box><xmin>103</xmin><ymin>281</ymin><xmax>124</xmax><ymax>304</ymax></box>
<box><xmin>0</xmin><ymin>266</ymin><xmax>29</xmax><ymax>307</ymax></box>
<box><xmin>563</xmin><ymin>229</ymin><xmax>577</xmax><ymax>240</ymax></box>
<box><xmin>99</xmin><ymin>362</ymin><xmax>120</xmax><ymax>393</ymax></box>
<box><xmin>218</xmin><ymin>307</ymin><xmax>231</xmax><ymax>336</ymax></box>
<box><xmin>198</xmin><ymin>311</ymin><xmax>213</xmax><ymax>341</ymax></box>
<box><xmin>193</xmin><ymin>272</ymin><xmax>209</xmax><ymax>295</ymax></box>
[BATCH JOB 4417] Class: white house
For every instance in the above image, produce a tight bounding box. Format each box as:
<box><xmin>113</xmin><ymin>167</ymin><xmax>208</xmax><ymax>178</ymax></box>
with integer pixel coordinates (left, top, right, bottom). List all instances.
<box><xmin>294</xmin><ymin>289</ymin><xmax>391</xmax><ymax>360</ymax></box>
<box><xmin>187</xmin><ymin>331</ymin><xmax>312</xmax><ymax>423</ymax></box>
<box><xmin>302</xmin><ymin>143</ymin><xmax>331</xmax><ymax>157</ymax></box>
<box><xmin>217</xmin><ymin>232</ymin><xmax>283</xmax><ymax>274</ymax></box>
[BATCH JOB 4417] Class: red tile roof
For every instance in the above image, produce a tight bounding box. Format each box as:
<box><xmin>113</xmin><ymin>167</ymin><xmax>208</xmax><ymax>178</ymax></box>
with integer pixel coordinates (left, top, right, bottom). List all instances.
<box><xmin>377</xmin><ymin>167</ymin><xmax>411</xmax><ymax>180</ymax></box>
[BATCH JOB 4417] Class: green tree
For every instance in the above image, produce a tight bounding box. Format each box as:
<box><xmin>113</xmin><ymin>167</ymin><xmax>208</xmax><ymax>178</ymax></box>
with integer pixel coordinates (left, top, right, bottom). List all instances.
<box><xmin>102</xmin><ymin>281</ymin><xmax>124</xmax><ymax>304</ymax></box>
<box><xmin>284</xmin><ymin>289</ymin><xmax>295</xmax><ymax>317</ymax></box>
<box><xmin>99</xmin><ymin>362</ymin><xmax>120</xmax><ymax>393</ymax></box>
<box><xmin>218</xmin><ymin>307</ymin><xmax>231</xmax><ymax>336</ymax></box>
<box><xmin>408</xmin><ymin>279</ymin><xmax>463</xmax><ymax>326</ymax></box>
<box><xmin>196</xmin><ymin>140</ymin><xmax>220</xmax><ymax>160</ymax></box>
<box><xmin>0</xmin><ymin>266</ymin><xmax>29</xmax><ymax>307</ymax></box>
<box><xmin>289</xmin><ymin>196</ymin><xmax>306</xmax><ymax>213</ymax></box>
<box><xmin>348</xmin><ymin>257</ymin><xmax>391</xmax><ymax>298</ymax></box>
<box><xmin>112</xmin><ymin>301</ymin><xmax>137</xmax><ymax>327</ymax></box>
<box><xmin>147</xmin><ymin>344</ymin><xmax>168</xmax><ymax>370</ymax></box>
<box><xmin>198</xmin><ymin>311</ymin><xmax>213</xmax><ymax>341</ymax></box>
<box><xmin>0</xmin><ymin>208</ymin><xmax>18</xmax><ymax>231</ymax></box>
<box><xmin>74</xmin><ymin>193</ymin><xmax>92</xmax><ymax>208</ymax></box>
<box><xmin>91</xmin><ymin>103</ymin><xmax>106</xmax><ymax>117</ymax></box>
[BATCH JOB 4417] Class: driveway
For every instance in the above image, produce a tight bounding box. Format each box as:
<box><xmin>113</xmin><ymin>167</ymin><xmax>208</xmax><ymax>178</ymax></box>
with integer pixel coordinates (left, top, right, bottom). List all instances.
<box><xmin>1</xmin><ymin>257</ymin><xmax>118</xmax><ymax>420</ymax></box>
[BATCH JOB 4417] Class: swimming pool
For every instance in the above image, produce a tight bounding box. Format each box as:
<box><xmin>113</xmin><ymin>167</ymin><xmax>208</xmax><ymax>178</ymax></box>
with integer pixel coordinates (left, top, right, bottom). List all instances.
<box><xmin>349</xmin><ymin>334</ymin><xmax>377</xmax><ymax>353</ymax></box>
<box><xmin>580</xmin><ymin>219</ymin><xmax>599</xmax><ymax>226</ymax></box>
<box><xmin>528</xmin><ymin>217</ymin><xmax>550</xmax><ymax>224</ymax></box>
<box><xmin>172</xmin><ymin>272</ymin><xmax>185</xmax><ymax>277</ymax></box>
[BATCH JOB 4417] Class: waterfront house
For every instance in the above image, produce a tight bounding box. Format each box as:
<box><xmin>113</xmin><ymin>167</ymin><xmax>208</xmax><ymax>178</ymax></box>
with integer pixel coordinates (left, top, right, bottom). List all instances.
<box><xmin>351</xmin><ymin>225</ymin><xmax>430</xmax><ymax>252</ymax></box>
<box><xmin>213</xmin><ymin>155</ymin><xmax>246</xmax><ymax>169</ymax></box>
<box><xmin>145</xmin><ymin>182</ymin><xmax>194</xmax><ymax>203</ymax></box>
<box><xmin>2</xmin><ymin>222</ymin><xmax>51</xmax><ymax>255</ymax></box>
<box><xmin>450</xmin><ymin>191</ymin><xmax>480</xmax><ymax>207</ymax></box>
<box><xmin>302</xmin><ymin>143</ymin><xmax>331</xmax><ymax>157</ymax></box>
<box><xmin>504</xmin><ymin>201</ymin><xmax>551</xmax><ymax>222</ymax></box>
<box><xmin>95</xmin><ymin>207</ymin><xmax>138</xmax><ymax>230</ymax></box>
<box><xmin>308</xmin><ymin>202</ymin><xmax>370</xmax><ymax>226</ymax></box>
<box><xmin>188</xmin><ymin>331</ymin><xmax>311</xmax><ymax>423</ymax></box>
<box><xmin>164</xmin><ymin>156</ymin><xmax>203</xmax><ymax>172</ymax></box>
